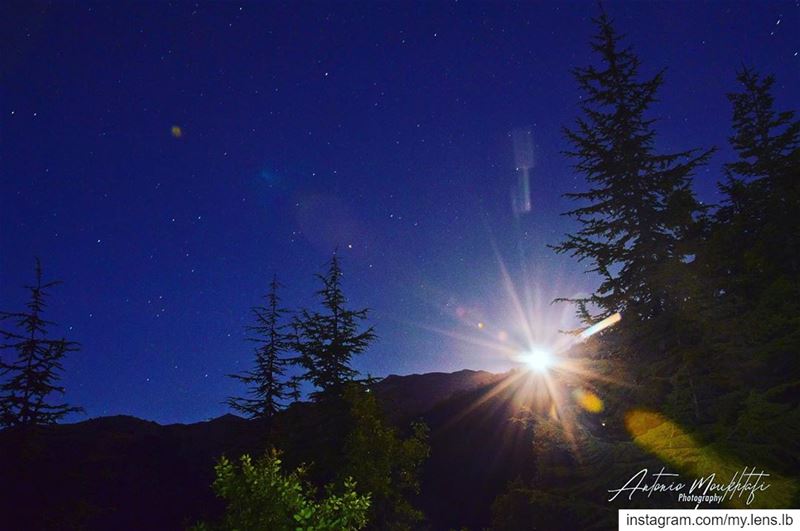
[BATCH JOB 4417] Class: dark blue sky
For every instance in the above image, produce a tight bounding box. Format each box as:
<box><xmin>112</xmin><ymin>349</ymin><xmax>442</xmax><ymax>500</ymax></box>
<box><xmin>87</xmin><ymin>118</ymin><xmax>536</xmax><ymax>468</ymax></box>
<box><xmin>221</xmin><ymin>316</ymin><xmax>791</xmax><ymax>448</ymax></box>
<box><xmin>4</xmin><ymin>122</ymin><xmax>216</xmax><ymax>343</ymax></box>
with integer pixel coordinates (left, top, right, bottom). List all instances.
<box><xmin>2</xmin><ymin>1</ymin><xmax>797</xmax><ymax>423</ymax></box>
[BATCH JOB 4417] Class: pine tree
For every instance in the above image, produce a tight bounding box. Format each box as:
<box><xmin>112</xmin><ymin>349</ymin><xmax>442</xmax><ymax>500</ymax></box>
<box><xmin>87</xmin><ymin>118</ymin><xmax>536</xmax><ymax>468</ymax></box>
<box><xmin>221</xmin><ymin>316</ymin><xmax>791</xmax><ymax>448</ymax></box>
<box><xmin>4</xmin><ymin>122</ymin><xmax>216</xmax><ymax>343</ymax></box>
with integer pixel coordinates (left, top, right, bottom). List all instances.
<box><xmin>295</xmin><ymin>253</ymin><xmax>375</xmax><ymax>400</ymax></box>
<box><xmin>726</xmin><ymin>68</ymin><xmax>799</xmax><ymax>191</ymax></box>
<box><xmin>0</xmin><ymin>259</ymin><xmax>82</xmax><ymax>428</ymax></box>
<box><xmin>552</xmin><ymin>9</ymin><xmax>713</xmax><ymax>324</ymax></box>
<box><xmin>286</xmin><ymin>375</ymin><xmax>303</xmax><ymax>403</ymax></box>
<box><xmin>702</xmin><ymin>69</ymin><xmax>800</xmax><ymax>391</ymax></box>
<box><xmin>715</xmin><ymin>67</ymin><xmax>800</xmax><ymax>290</ymax></box>
<box><xmin>227</xmin><ymin>276</ymin><xmax>294</xmax><ymax>419</ymax></box>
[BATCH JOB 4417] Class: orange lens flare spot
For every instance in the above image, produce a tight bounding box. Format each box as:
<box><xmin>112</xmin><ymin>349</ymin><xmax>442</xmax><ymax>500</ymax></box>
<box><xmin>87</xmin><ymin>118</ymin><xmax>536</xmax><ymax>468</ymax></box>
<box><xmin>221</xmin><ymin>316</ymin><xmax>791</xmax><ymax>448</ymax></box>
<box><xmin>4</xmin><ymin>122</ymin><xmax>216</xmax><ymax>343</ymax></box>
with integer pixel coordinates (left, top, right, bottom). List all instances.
<box><xmin>171</xmin><ymin>125</ymin><xmax>183</xmax><ymax>138</ymax></box>
<box><xmin>573</xmin><ymin>388</ymin><xmax>604</xmax><ymax>413</ymax></box>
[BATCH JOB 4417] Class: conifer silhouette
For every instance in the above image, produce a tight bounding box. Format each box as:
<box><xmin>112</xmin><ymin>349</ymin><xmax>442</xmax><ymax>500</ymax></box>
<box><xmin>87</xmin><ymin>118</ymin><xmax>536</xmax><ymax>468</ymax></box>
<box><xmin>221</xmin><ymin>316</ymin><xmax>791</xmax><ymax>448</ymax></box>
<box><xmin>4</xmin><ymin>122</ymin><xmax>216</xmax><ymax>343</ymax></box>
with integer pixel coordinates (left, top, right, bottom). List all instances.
<box><xmin>552</xmin><ymin>9</ymin><xmax>712</xmax><ymax>323</ymax></box>
<box><xmin>0</xmin><ymin>259</ymin><xmax>82</xmax><ymax>427</ymax></box>
<box><xmin>227</xmin><ymin>276</ymin><xmax>294</xmax><ymax>419</ymax></box>
<box><xmin>295</xmin><ymin>253</ymin><xmax>375</xmax><ymax>400</ymax></box>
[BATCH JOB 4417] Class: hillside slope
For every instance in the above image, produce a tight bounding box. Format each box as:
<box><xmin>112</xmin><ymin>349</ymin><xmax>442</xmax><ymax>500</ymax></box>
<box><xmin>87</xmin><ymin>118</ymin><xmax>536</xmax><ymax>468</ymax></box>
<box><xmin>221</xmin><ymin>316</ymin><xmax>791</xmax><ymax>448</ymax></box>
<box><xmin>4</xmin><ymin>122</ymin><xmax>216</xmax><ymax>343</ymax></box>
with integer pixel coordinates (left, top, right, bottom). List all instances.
<box><xmin>0</xmin><ymin>369</ymin><xmax>526</xmax><ymax>530</ymax></box>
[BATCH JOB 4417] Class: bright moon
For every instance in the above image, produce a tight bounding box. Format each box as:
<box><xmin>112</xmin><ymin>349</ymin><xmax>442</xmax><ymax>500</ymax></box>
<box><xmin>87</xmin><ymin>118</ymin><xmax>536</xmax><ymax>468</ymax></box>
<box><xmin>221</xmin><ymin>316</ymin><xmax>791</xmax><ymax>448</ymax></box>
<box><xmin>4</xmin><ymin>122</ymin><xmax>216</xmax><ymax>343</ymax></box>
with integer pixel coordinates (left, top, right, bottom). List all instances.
<box><xmin>520</xmin><ymin>348</ymin><xmax>554</xmax><ymax>373</ymax></box>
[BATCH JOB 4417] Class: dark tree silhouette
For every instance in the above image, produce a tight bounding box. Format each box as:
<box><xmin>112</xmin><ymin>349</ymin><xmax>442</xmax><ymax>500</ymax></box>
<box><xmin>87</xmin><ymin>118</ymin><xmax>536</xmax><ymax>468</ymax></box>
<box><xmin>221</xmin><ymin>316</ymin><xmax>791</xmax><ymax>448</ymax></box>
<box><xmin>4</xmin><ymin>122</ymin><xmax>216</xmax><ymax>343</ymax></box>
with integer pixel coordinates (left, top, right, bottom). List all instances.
<box><xmin>227</xmin><ymin>276</ymin><xmax>294</xmax><ymax>419</ymax></box>
<box><xmin>726</xmin><ymin>68</ymin><xmax>799</xmax><ymax>190</ymax></box>
<box><xmin>0</xmin><ymin>259</ymin><xmax>82</xmax><ymax>427</ymax></box>
<box><xmin>286</xmin><ymin>375</ymin><xmax>303</xmax><ymax>403</ymax></box>
<box><xmin>295</xmin><ymin>253</ymin><xmax>375</xmax><ymax>400</ymax></box>
<box><xmin>713</xmin><ymin>67</ymin><xmax>800</xmax><ymax>290</ymax></box>
<box><xmin>551</xmin><ymin>9</ymin><xmax>713</xmax><ymax>323</ymax></box>
<box><xmin>699</xmin><ymin>68</ymin><xmax>800</xmax><ymax>392</ymax></box>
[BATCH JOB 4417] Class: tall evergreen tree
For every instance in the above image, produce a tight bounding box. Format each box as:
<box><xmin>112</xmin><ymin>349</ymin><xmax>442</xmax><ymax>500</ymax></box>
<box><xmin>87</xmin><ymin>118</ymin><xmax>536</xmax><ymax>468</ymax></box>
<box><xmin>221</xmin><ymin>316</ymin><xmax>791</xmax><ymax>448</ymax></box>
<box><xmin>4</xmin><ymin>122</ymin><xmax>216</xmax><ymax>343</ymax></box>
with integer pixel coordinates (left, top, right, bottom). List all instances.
<box><xmin>295</xmin><ymin>253</ymin><xmax>375</xmax><ymax>400</ymax></box>
<box><xmin>702</xmin><ymin>68</ymin><xmax>800</xmax><ymax>391</ymax></box>
<box><xmin>0</xmin><ymin>259</ymin><xmax>82</xmax><ymax>428</ymax></box>
<box><xmin>726</xmin><ymin>68</ymin><xmax>799</xmax><ymax>192</ymax></box>
<box><xmin>714</xmin><ymin>67</ymin><xmax>800</xmax><ymax>290</ymax></box>
<box><xmin>552</xmin><ymin>9</ymin><xmax>713</xmax><ymax>323</ymax></box>
<box><xmin>227</xmin><ymin>276</ymin><xmax>294</xmax><ymax>419</ymax></box>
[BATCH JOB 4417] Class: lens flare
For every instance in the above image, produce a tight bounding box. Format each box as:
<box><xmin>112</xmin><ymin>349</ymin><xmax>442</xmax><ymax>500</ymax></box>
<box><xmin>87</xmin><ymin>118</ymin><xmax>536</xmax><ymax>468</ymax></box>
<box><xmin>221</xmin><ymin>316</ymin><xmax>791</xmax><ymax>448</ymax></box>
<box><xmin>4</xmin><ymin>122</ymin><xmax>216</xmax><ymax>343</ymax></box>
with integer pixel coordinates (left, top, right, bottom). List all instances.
<box><xmin>393</xmin><ymin>229</ymin><xmax>628</xmax><ymax>457</ymax></box>
<box><xmin>578</xmin><ymin>312</ymin><xmax>621</xmax><ymax>341</ymax></box>
<box><xmin>573</xmin><ymin>388</ymin><xmax>603</xmax><ymax>413</ymax></box>
<box><xmin>625</xmin><ymin>410</ymin><xmax>796</xmax><ymax>508</ymax></box>
<box><xmin>518</xmin><ymin>348</ymin><xmax>554</xmax><ymax>373</ymax></box>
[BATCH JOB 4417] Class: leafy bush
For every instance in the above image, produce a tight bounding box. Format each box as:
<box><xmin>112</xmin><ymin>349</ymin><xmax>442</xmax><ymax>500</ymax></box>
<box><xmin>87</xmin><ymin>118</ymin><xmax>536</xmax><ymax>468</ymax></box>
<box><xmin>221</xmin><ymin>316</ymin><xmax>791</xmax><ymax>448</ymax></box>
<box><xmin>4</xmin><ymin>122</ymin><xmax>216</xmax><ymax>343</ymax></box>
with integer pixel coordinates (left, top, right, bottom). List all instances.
<box><xmin>192</xmin><ymin>449</ymin><xmax>370</xmax><ymax>531</ymax></box>
<box><xmin>340</xmin><ymin>384</ymin><xmax>429</xmax><ymax>530</ymax></box>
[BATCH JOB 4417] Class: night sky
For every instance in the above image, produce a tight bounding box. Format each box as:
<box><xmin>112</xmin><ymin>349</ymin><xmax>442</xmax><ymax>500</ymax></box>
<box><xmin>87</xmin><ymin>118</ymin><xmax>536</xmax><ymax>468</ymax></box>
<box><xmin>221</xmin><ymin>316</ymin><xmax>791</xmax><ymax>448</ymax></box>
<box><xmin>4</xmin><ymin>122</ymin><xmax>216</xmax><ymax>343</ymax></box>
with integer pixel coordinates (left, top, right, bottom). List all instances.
<box><xmin>2</xmin><ymin>1</ymin><xmax>798</xmax><ymax>424</ymax></box>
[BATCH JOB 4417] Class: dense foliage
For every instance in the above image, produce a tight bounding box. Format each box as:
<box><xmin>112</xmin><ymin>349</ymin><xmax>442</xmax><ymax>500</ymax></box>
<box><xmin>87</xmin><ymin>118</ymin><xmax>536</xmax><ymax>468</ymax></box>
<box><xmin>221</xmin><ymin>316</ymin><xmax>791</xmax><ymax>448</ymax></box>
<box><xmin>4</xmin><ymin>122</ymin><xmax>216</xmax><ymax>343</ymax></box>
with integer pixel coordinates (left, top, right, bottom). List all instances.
<box><xmin>191</xmin><ymin>450</ymin><xmax>370</xmax><ymax>531</ymax></box>
<box><xmin>339</xmin><ymin>384</ymin><xmax>430</xmax><ymax>530</ymax></box>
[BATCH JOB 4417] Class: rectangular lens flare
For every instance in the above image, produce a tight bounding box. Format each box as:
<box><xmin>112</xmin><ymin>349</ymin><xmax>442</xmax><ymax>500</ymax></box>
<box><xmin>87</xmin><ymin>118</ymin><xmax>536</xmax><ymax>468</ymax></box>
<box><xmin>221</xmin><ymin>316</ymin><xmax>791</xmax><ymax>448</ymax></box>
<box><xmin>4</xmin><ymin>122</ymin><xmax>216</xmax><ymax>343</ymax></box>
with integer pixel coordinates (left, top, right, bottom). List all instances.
<box><xmin>579</xmin><ymin>312</ymin><xmax>621</xmax><ymax>341</ymax></box>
